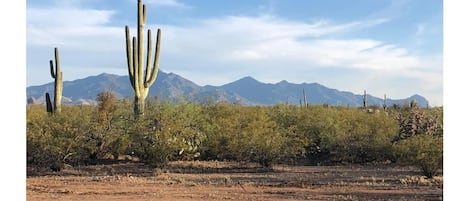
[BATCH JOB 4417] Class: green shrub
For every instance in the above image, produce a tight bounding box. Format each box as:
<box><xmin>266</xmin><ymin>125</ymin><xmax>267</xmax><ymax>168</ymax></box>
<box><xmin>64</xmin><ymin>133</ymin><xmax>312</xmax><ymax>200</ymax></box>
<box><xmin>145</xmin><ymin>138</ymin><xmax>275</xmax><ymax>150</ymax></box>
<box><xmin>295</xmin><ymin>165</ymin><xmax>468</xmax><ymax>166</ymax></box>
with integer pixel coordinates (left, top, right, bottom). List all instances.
<box><xmin>286</xmin><ymin>106</ymin><xmax>397</xmax><ymax>165</ymax></box>
<box><xmin>199</xmin><ymin>103</ymin><xmax>306</xmax><ymax>167</ymax></box>
<box><xmin>126</xmin><ymin>118</ymin><xmax>172</xmax><ymax>168</ymax></box>
<box><xmin>393</xmin><ymin>134</ymin><xmax>443</xmax><ymax>178</ymax></box>
<box><xmin>392</xmin><ymin>107</ymin><xmax>443</xmax><ymax>178</ymax></box>
<box><xmin>27</xmin><ymin>105</ymin><xmax>99</xmax><ymax>168</ymax></box>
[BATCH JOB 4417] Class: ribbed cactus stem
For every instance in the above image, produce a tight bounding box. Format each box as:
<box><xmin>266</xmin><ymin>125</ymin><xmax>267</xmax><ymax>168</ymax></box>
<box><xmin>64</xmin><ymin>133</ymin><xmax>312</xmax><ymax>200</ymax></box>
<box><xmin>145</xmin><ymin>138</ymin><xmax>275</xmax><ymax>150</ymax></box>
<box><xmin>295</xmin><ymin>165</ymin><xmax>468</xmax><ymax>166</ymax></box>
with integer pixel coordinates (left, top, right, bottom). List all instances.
<box><xmin>45</xmin><ymin>47</ymin><xmax>63</xmax><ymax>113</ymax></box>
<box><xmin>125</xmin><ymin>0</ymin><xmax>161</xmax><ymax>117</ymax></box>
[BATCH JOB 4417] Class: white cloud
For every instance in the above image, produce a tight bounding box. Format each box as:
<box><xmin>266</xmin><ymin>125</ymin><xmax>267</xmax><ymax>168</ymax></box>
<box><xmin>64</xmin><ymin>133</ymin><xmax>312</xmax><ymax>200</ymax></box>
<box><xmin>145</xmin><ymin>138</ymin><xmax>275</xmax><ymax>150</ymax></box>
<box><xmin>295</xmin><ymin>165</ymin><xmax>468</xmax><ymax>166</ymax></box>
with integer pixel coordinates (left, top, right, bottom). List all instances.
<box><xmin>27</xmin><ymin>8</ymin><xmax>113</xmax><ymax>27</ymax></box>
<box><xmin>27</xmin><ymin>8</ymin><xmax>122</xmax><ymax>50</ymax></box>
<box><xmin>158</xmin><ymin>15</ymin><xmax>441</xmax><ymax>105</ymax></box>
<box><xmin>161</xmin><ymin>15</ymin><xmax>433</xmax><ymax>73</ymax></box>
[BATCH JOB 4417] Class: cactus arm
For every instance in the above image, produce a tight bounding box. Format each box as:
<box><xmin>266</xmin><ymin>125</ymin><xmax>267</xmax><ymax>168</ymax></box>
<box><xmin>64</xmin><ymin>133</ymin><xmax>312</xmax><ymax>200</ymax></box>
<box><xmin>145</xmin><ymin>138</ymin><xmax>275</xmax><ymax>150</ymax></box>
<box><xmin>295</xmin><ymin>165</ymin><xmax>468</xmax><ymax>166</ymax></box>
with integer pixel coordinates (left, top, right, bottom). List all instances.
<box><xmin>145</xmin><ymin>29</ymin><xmax>152</xmax><ymax>83</ymax></box>
<box><xmin>125</xmin><ymin>26</ymin><xmax>135</xmax><ymax>90</ymax></box>
<box><xmin>49</xmin><ymin>60</ymin><xmax>56</xmax><ymax>79</ymax></box>
<box><xmin>143</xmin><ymin>3</ymin><xmax>147</xmax><ymax>24</ymax></box>
<box><xmin>45</xmin><ymin>93</ymin><xmax>53</xmax><ymax>113</ymax></box>
<box><xmin>54</xmin><ymin>47</ymin><xmax>60</xmax><ymax>74</ymax></box>
<box><xmin>132</xmin><ymin>36</ymin><xmax>140</xmax><ymax>97</ymax></box>
<box><xmin>145</xmin><ymin>28</ymin><xmax>161</xmax><ymax>88</ymax></box>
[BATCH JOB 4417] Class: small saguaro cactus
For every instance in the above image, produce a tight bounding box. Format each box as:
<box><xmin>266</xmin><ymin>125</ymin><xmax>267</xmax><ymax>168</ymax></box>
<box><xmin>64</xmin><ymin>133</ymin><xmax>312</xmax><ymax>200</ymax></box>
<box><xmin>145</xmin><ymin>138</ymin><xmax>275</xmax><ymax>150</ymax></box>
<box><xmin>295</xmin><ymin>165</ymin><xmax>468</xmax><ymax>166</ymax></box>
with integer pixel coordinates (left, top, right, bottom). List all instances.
<box><xmin>125</xmin><ymin>0</ymin><xmax>161</xmax><ymax>117</ymax></box>
<box><xmin>410</xmin><ymin>99</ymin><xmax>418</xmax><ymax>108</ymax></box>
<box><xmin>45</xmin><ymin>47</ymin><xmax>63</xmax><ymax>113</ymax></box>
<box><xmin>302</xmin><ymin>88</ymin><xmax>308</xmax><ymax>108</ymax></box>
<box><xmin>363</xmin><ymin>90</ymin><xmax>368</xmax><ymax>108</ymax></box>
<box><xmin>383</xmin><ymin>94</ymin><xmax>387</xmax><ymax>111</ymax></box>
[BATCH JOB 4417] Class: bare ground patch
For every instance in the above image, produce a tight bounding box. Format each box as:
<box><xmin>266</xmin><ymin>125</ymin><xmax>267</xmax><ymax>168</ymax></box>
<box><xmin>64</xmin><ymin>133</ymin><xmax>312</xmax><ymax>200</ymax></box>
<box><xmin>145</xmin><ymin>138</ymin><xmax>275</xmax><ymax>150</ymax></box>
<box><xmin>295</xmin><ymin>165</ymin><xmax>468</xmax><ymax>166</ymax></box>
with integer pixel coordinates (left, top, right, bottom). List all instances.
<box><xmin>27</xmin><ymin>161</ymin><xmax>442</xmax><ymax>201</ymax></box>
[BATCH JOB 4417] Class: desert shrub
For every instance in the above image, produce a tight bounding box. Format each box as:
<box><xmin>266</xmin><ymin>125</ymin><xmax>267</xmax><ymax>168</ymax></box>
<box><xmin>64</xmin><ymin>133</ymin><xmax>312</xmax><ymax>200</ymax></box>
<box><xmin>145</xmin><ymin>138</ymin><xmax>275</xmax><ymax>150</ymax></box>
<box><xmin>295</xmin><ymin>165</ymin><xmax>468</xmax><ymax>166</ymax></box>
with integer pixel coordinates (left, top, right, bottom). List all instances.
<box><xmin>87</xmin><ymin>96</ymin><xmax>135</xmax><ymax>161</ymax></box>
<box><xmin>126</xmin><ymin>117</ymin><xmax>172</xmax><ymax>168</ymax></box>
<box><xmin>325</xmin><ymin>109</ymin><xmax>397</xmax><ymax>163</ymax></box>
<box><xmin>393</xmin><ymin>134</ymin><xmax>443</xmax><ymax>178</ymax></box>
<box><xmin>127</xmin><ymin>100</ymin><xmax>208</xmax><ymax>167</ymax></box>
<box><xmin>289</xmin><ymin>106</ymin><xmax>397</xmax><ymax>164</ymax></box>
<box><xmin>96</xmin><ymin>91</ymin><xmax>117</xmax><ymax>128</ymax></box>
<box><xmin>267</xmin><ymin>104</ymin><xmax>312</xmax><ymax>164</ymax></box>
<box><xmin>152</xmin><ymin>100</ymin><xmax>208</xmax><ymax>160</ymax></box>
<box><xmin>198</xmin><ymin>103</ymin><xmax>241</xmax><ymax>161</ymax></box>
<box><xmin>199</xmin><ymin>103</ymin><xmax>306</xmax><ymax>167</ymax></box>
<box><xmin>27</xmin><ymin>105</ymin><xmax>99</xmax><ymax>168</ymax></box>
<box><xmin>242</xmin><ymin>106</ymin><xmax>288</xmax><ymax>167</ymax></box>
<box><xmin>26</xmin><ymin>107</ymin><xmax>64</xmax><ymax>169</ymax></box>
<box><xmin>392</xmin><ymin>107</ymin><xmax>443</xmax><ymax>178</ymax></box>
<box><xmin>27</xmin><ymin>100</ymin><xmax>135</xmax><ymax>169</ymax></box>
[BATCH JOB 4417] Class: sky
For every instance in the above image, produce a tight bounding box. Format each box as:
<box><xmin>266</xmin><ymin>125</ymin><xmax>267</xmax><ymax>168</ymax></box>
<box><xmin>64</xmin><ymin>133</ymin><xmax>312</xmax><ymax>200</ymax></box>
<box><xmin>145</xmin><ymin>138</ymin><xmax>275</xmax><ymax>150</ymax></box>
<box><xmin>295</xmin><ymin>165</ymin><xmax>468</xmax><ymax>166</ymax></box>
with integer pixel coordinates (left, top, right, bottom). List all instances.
<box><xmin>26</xmin><ymin>0</ymin><xmax>443</xmax><ymax>106</ymax></box>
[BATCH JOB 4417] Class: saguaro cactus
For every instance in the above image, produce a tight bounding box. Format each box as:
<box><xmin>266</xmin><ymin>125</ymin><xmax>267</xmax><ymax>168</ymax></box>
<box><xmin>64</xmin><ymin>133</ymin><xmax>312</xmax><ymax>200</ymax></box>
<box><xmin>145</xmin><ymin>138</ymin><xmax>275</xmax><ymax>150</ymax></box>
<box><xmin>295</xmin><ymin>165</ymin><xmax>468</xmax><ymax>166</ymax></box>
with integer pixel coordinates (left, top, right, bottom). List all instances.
<box><xmin>410</xmin><ymin>99</ymin><xmax>418</xmax><ymax>108</ymax></box>
<box><xmin>45</xmin><ymin>47</ymin><xmax>63</xmax><ymax>113</ymax></box>
<box><xmin>363</xmin><ymin>90</ymin><xmax>367</xmax><ymax>108</ymax></box>
<box><xmin>383</xmin><ymin>94</ymin><xmax>387</xmax><ymax>111</ymax></box>
<box><xmin>302</xmin><ymin>88</ymin><xmax>308</xmax><ymax>108</ymax></box>
<box><xmin>125</xmin><ymin>0</ymin><xmax>161</xmax><ymax>117</ymax></box>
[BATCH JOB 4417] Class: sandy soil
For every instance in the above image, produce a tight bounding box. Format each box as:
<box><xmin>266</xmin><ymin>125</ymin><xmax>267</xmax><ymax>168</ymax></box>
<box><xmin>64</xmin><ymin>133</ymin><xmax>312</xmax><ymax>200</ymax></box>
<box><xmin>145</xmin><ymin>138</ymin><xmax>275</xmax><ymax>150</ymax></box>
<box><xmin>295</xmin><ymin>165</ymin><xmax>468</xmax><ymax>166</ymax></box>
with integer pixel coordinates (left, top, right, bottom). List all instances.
<box><xmin>27</xmin><ymin>161</ymin><xmax>443</xmax><ymax>201</ymax></box>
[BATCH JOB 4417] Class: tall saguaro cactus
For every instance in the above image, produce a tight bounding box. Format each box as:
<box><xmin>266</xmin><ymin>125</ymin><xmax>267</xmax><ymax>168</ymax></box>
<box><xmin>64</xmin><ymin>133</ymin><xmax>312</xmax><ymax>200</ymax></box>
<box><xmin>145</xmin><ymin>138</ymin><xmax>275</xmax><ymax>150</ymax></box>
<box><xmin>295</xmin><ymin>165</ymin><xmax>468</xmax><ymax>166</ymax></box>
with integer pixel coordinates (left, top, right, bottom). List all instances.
<box><xmin>45</xmin><ymin>47</ymin><xmax>63</xmax><ymax>113</ymax></box>
<box><xmin>125</xmin><ymin>0</ymin><xmax>161</xmax><ymax>117</ymax></box>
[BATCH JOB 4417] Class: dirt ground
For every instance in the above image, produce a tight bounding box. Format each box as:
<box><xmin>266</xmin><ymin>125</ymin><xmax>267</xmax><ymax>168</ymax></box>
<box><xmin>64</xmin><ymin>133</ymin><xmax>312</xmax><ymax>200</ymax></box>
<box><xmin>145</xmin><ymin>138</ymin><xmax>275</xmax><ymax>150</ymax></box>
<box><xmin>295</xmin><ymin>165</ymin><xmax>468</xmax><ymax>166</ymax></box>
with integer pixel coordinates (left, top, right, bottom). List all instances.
<box><xmin>27</xmin><ymin>161</ymin><xmax>443</xmax><ymax>201</ymax></box>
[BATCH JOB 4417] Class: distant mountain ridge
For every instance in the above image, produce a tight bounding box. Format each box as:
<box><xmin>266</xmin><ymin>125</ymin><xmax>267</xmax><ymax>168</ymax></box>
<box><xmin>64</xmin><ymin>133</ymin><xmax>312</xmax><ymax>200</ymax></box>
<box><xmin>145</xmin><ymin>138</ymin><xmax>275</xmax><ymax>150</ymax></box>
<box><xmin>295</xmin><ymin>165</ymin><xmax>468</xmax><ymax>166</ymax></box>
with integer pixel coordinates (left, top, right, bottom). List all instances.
<box><xmin>26</xmin><ymin>71</ymin><xmax>430</xmax><ymax>107</ymax></box>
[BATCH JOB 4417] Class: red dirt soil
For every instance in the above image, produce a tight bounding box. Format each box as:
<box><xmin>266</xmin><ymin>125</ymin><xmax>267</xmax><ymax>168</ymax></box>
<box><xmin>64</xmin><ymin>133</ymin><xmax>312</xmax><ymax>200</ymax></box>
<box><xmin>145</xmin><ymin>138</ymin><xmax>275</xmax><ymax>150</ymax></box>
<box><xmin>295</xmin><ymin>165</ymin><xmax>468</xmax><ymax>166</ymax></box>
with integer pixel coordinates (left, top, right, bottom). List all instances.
<box><xmin>27</xmin><ymin>161</ymin><xmax>443</xmax><ymax>201</ymax></box>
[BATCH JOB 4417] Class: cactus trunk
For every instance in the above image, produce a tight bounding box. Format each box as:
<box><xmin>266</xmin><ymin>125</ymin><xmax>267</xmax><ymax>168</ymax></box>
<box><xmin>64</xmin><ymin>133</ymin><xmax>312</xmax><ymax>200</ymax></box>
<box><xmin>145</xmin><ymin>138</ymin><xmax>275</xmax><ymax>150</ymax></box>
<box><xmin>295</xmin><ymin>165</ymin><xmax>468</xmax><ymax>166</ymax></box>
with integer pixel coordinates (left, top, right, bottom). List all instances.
<box><xmin>134</xmin><ymin>96</ymin><xmax>146</xmax><ymax>116</ymax></box>
<box><xmin>125</xmin><ymin>0</ymin><xmax>161</xmax><ymax>118</ymax></box>
<box><xmin>45</xmin><ymin>47</ymin><xmax>63</xmax><ymax>113</ymax></box>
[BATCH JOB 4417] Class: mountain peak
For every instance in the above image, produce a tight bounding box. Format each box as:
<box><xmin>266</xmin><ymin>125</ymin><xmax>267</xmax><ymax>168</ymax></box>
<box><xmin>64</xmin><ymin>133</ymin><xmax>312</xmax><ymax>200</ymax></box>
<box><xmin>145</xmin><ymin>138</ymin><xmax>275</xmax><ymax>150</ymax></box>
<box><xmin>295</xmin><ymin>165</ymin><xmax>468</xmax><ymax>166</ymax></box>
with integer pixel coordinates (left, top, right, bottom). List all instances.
<box><xmin>277</xmin><ymin>80</ymin><xmax>290</xmax><ymax>85</ymax></box>
<box><xmin>223</xmin><ymin>76</ymin><xmax>261</xmax><ymax>87</ymax></box>
<box><xmin>238</xmin><ymin>76</ymin><xmax>258</xmax><ymax>82</ymax></box>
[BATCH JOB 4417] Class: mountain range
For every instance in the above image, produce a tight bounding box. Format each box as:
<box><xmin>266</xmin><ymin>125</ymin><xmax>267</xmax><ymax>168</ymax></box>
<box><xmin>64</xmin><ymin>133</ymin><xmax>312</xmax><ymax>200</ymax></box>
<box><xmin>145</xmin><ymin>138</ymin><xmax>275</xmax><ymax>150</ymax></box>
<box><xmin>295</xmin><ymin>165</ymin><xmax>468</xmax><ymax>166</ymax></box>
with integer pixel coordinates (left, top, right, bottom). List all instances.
<box><xmin>26</xmin><ymin>71</ymin><xmax>429</xmax><ymax>107</ymax></box>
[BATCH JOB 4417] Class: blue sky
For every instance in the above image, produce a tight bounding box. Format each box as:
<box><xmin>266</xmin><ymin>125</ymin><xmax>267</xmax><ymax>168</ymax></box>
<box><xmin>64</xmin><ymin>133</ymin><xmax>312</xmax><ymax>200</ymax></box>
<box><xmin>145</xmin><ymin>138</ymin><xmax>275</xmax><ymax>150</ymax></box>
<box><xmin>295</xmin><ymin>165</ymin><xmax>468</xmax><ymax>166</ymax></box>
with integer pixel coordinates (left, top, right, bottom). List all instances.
<box><xmin>26</xmin><ymin>0</ymin><xmax>443</xmax><ymax>105</ymax></box>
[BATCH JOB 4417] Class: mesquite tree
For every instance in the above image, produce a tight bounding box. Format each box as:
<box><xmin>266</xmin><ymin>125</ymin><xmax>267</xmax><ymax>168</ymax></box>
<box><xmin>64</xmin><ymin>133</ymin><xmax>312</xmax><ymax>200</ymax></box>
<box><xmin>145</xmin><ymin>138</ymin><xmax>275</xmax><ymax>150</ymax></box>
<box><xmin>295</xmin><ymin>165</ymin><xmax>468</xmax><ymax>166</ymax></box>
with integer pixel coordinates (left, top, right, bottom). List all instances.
<box><xmin>125</xmin><ymin>0</ymin><xmax>162</xmax><ymax>117</ymax></box>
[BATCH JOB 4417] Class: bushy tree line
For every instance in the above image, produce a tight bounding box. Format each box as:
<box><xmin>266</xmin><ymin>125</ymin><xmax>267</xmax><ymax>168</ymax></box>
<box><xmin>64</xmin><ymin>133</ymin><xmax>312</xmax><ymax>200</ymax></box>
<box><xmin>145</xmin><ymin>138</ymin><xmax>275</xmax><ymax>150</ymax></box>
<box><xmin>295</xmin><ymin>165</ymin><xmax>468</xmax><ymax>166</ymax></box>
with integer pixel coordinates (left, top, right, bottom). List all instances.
<box><xmin>26</xmin><ymin>94</ymin><xmax>443</xmax><ymax>177</ymax></box>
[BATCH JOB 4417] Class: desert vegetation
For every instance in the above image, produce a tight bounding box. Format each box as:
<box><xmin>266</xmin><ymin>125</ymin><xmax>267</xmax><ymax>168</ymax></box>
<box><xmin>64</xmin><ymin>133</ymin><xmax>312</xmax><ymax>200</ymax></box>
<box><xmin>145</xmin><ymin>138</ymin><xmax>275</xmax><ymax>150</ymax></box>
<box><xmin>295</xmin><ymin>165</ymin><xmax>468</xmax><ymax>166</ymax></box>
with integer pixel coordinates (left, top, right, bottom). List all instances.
<box><xmin>27</xmin><ymin>97</ymin><xmax>443</xmax><ymax>200</ymax></box>
<box><xmin>27</xmin><ymin>96</ymin><xmax>443</xmax><ymax>176</ymax></box>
